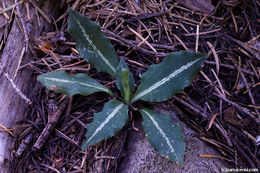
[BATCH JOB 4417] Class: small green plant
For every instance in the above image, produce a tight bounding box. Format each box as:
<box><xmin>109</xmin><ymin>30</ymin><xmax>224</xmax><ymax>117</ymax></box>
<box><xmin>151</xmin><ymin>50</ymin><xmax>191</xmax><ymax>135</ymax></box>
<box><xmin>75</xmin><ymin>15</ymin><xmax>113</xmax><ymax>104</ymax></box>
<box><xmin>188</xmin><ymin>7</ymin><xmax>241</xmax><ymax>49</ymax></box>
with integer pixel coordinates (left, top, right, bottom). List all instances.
<box><xmin>38</xmin><ymin>9</ymin><xmax>207</xmax><ymax>166</ymax></box>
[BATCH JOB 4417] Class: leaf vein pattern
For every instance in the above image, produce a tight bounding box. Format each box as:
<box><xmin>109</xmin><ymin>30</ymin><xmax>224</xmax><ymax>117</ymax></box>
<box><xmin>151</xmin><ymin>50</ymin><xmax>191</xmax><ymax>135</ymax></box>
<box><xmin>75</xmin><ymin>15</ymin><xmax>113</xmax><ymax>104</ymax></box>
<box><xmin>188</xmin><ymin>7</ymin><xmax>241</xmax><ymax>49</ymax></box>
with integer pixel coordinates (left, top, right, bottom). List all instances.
<box><xmin>86</xmin><ymin>103</ymin><xmax>124</xmax><ymax>144</ymax></box>
<box><xmin>43</xmin><ymin>77</ymin><xmax>109</xmax><ymax>92</ymax></box>
<box><xmin>142</xmin><ymin>110</ymin><xmax>179</xmax><ymax>160</ymax></box>
<box><xmin>74</xmin><ymin>17</ymin><xmax>116</xmax><ymax>74</ymax></box>
<box><xmin>132</xmin><ymin>58</ymin><xmax>200</xmax><ymax>102</ymax></box>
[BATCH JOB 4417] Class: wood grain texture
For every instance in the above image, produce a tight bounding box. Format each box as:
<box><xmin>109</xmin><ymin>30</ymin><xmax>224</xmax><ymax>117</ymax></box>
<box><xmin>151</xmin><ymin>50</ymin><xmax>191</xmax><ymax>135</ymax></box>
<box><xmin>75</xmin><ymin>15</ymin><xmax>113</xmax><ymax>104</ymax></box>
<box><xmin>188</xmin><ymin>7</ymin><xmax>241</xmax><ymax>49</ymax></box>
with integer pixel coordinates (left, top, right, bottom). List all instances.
<box><xmin>0</xmin><ymin>1</ymin><xmax>60</xmax><ymax>172</ymax></box>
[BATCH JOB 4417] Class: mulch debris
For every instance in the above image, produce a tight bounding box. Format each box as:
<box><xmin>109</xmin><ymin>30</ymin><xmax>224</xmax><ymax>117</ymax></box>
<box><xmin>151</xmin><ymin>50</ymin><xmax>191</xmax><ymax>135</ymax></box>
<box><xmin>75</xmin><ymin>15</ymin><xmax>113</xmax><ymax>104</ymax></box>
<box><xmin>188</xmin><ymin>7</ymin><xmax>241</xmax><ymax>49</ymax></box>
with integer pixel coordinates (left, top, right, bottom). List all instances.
<box><xmin>1</xmin><ymin>0</ymin><xmax>259</xmax><ymax>172</ymax></box>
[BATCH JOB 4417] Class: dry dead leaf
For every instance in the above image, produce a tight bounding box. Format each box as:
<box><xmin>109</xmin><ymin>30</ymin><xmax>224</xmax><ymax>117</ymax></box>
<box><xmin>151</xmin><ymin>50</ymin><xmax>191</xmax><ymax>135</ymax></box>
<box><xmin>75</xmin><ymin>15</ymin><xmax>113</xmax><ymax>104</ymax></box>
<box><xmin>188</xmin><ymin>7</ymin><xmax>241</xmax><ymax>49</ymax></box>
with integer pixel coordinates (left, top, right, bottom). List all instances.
<box><xmin>223</xmin><ymin>107</ymin><xmax>251</xmax><ymax>127</ymax></box>
<box><xmin>176</xmin><ymin>0</ymin><xmax>215</xmax><ymax>13</ymax></box>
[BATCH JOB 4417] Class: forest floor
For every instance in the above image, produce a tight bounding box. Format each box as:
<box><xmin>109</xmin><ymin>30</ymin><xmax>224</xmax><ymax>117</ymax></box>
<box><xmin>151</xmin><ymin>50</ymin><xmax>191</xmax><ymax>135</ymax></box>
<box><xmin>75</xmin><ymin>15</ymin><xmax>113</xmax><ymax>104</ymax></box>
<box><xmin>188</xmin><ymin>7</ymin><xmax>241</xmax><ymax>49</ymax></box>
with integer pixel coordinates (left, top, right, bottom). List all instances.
<box><xmin>1</xmin><ymin>0</ymin><xmax>259</xmax><ymax>172</ymax></box>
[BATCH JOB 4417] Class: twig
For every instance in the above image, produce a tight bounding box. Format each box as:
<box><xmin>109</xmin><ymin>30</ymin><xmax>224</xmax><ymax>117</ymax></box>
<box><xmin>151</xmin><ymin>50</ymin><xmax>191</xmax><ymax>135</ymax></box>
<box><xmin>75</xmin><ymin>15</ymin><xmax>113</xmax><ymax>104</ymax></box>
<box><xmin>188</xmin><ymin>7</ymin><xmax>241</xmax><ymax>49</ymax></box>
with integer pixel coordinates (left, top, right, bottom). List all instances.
<box><xmin>207</xmin><ymin>41</ymin><xmax>220</xmax><ymax>75</ymax></box>
<box><xmin>103</xmin><ymin>29</ymin><xmax>166</xmax><ymax>57</ymax></box>
<box><xmin>0</xmin><ymin>6</ymin><xmax>9</xmax><ymax>19</ymax></box>
<box><xmin>195</xmin><ymin>25</ymin><xmax>199</xmax><ymax>52</ymax></box>
<box><xmin>173</xmin><ymin>33</ymin><xmax>189</xmax><ymax>50</ymax></box>
<box><xmin>173</xmin><ymin>96</ymin><xmax>207</xmax><ymax>118</ymax></box>
<box><xmin>224</xmin><ymin>35</ymin><xmax>260</xmax><ymax>61</ymax></box>
<box><xmin>213</xmin><ymin>93</ymin><xmax>259</xmax><ymax>124</ymax></box>
<box><xmin>0</xmin><ymin>124</ymin><xmax>15</xmax><ymax>137</ymax></box>
<box><xmin>0</xmin><ymin>0</ymin><xmax>23</xmax><ymax>15</ymax></box>
<box><xmin>184</xmin><ymin>27</ymin><xmax>222</xmax><ymax>36</ymax></box>
<box><xmin>29</xmin><ymin>0</ymin><xmax>51</xmax><ymax>23</ymax></box>
<box><xmin>213</xmin><ymin>122</ymin><xmax>233</xmax><ymax>147</ymax></box>
<box><xmin>204</xmin><ymin>60</ymin><xmax>255</xmax><ymax>76</ymax></box>
<box><xmin>14</xmin><ymin>133</ymin><xmax>33</xmax><ymax>158</ymax></box>
<box><xmin>40</xmin><ymin>163</ymin><xmax>61</xmax><ymax>173</ymax></box>
<box><xmin>231</xmin><ymin>138</ymin><xmax>256</xmax><ymax>168</ymax></box>
<box><xmin>128</xmin><ymin>26</ymin><xmax>157</xmax><ymax>52</ymax></box>
<box><xmin>83</xmin><ymin>0</ymin><xmax>106</xmax><ymax>8</ymax></box>
<box><xmin>238</xmin><ymin>66</ymin><xmax>260</xmax><ymax>116</ymax></box>
<box><xmin>173</xmin><ymin>96</ymin><xmax>233</xmax><ymax>146</ymax></box>
<box><xmin>14</xmin><ymin>46</ymin><xmax>25</xmax><ymax>79</ymax></box>
<box><xmin>211</xmin><ymin>69</ymin><xmax>229</xmax><ymax>97</ymax></box>
<box><xmin>54</xmin><ymin>129</ymin><xmax>79</xmax><ymax>147</ymax></box>
<box><xmin>0</xmin><ymin>64</ymin><xmax>32</xmax><ymax>104</ymax></box>
<box><xmin>32</xmin><ymin>97</ymin><xmax>69</xmax><ymax>151</ymax></box>
<box><xmin>199</xmin><ymin>154</ymin><xmax>232</xmax><ymax>162</ymax></box>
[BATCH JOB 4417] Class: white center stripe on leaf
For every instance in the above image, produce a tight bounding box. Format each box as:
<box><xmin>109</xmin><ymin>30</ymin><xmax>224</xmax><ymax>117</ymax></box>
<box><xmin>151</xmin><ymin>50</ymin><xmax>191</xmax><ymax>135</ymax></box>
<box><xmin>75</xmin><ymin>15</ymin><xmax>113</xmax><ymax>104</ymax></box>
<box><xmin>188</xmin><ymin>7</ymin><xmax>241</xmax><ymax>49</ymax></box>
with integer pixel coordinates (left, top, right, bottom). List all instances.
<box><xmin>142</xmin><ymin>110</ymin><xmax>179</xmax><ymax>160</ymax></box>
<box><xmin>74</xmin><ymin>17</ymin><xmax>116</xmax><ymax>74</ymax></box>
<box><xmin>132</xmin><ymin>58</ymin><xmax>200</xmax><ymax>102</ymax></box>
<box><xmin>86</xmin><ymin>103</ymin><xmax>124</xmax><ymax>144</ymax></box>
<box><xmin>43</xmin><ymin>77</ymin><xmax>109</xmax><ymax>92</ymax></box>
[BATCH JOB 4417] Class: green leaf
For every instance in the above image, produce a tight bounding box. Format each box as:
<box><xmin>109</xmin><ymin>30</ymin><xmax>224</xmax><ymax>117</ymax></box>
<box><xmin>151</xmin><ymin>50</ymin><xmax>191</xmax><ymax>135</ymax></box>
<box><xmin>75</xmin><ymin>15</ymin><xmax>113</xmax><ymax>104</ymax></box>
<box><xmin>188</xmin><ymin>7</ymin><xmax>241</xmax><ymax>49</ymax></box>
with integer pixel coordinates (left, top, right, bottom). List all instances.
<box><xmin>116</xmin><ymin>59</ymin><xmax>135</xmax><ymax>102</ymax></box>
<box><xmin>82</xmin><ymin>100</ymin><xmax>128</xmax><ymax>149</ymax></box>
<box><xmin>68</xmin><ymin>9</ymin><xmax>119</xmax><ymax>77</ymax></box>
<box><xmin>140</xmin><ymin>108</ymin><xmax>186</xmax><ymax>166</ymax></box>
<box><xmin>131</xmin><ymin>51</ymin><xmax>207</xmax><ymax>103</ymax></box>
<box><xmin>38</xmin><ymin>70</ymin><xmax>112</xmax><ymax>96</ymax></box>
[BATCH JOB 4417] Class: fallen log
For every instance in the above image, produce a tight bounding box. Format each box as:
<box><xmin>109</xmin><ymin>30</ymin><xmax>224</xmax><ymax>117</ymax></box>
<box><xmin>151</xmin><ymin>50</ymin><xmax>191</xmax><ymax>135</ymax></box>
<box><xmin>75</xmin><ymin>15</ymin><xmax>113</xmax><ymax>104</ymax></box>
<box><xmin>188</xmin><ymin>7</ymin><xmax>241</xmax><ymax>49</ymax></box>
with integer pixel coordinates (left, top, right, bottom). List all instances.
<box><xmin>0</xmin><ymin>1</ymin><xmax>59</xmax><ymax>172</ymax></box>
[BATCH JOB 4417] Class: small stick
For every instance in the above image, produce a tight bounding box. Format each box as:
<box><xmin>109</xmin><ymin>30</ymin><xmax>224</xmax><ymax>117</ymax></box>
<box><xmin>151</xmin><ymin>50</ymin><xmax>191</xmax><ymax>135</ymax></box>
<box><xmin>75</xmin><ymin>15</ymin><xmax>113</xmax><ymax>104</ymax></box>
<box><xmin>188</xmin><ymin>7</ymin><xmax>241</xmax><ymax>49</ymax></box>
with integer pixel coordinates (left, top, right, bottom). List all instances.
<box><xmin>0</xmin><ymin>124</ymin><xmax>15</xmax><ymax>137</ymax></box>
<box><xmin>173</xmin><ymin>33</ymin><xmax>189</xmax><ymax>50</ymax></box>
<box><xmin>204</xmin><ymin>60</ymin><xmax>255</xmax><ymax>76</ymax></box>
<box><xmin>14</xmin><ymin>46</ymin><xmax>25</xmax><ymax>79</ymax></box>
<box><xmin>224</xmin><ymin>35</ymin><xmax>260</xmax><ymax>61</ymax></box>
<box><xmin>54</xmin><ymin>129</ymin><xmax>79</xmax><ymax>146</ymax></box>
<box><xmin>199</xmin><ymin>154</ymin><xmax>232</xmax><ymax>162</ymax></box>
<box><xmin>14</xmin><ymin>133</ymin><xmax>33</xmax><ymax>158</ymax></box>
<box><xmin>0</xmin><ymin>64</ymin><xmax>32</xmax><ymax>104</ymax></box>
<box><xmin>128</xmin><ymin>26</ymin><xmax>157</xmax><ymax>52</ymax></box>
<box><xmin>104</xmin><ymin>29</ymin><xmax>166</xmax><ymax>57</ymax></box>
<box><xmin>0</xmin><ymin>7</ymin><xmax>10</xmax><ymax>19</ymax></box>
<box><xmin>207</xmin><ymin>42</ymin><xmax>220</xmax><ymax>75</ymax></box>
<box><xmin>195</xmin><ymin>25</ymin><xmax>199</xmax><ymax>52</ymax></box>
<box><xmin>0</xmin><ymin>0</ymin><xmax>23</xmax><ymax>15</ymax></box>
<box><xmin>238</xmin><ymin>67</ymin><xmax>260</xmax><ymax>116</ymax></box>
<box><xmin>29</xmin><ymin>0</ymin><xmax>51</xmax><ymax>23</ymax></box>
<box><xmin>213</xmin><ymin>122</ymin><xmax>233</xmax><ymax>147</ymax></box>
<box><xmin>213</xmin><ymin>93</ymin><xmax>259</xmax><ymax>124</ymax></box>
<box><xmin>173</xmin><ymin>95</ymin><xmax>233</xmax><ymax>147</ymax></box>
<box><xmin>211</xmin><ymin>69</ymin><xmax>229</xmax><ymax>97</ymax></box>
<box><xmin>83</xmin><ymin>0</ymin><xmax>106</xmax><ymax>8</ymax></box>
<box><xmin>32</xmin><ymin>97</ymin><xmax>69</xmax><ymax>151</ymax></box>
<box><xmin>184</xmin><ymin>27</ymin><xmax>222</xmax><ymax>36</ymax></box>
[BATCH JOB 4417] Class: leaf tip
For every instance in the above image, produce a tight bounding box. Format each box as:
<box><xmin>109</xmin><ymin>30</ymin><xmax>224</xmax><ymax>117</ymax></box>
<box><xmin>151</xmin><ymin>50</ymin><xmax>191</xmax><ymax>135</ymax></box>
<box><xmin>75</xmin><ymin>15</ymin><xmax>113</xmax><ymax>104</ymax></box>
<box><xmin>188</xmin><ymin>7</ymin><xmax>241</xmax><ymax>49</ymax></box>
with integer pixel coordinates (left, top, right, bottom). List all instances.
<box><xmin>68</xmin><ymin>7</ymin><xmax>75</xmax><ymax>15</ymax></box>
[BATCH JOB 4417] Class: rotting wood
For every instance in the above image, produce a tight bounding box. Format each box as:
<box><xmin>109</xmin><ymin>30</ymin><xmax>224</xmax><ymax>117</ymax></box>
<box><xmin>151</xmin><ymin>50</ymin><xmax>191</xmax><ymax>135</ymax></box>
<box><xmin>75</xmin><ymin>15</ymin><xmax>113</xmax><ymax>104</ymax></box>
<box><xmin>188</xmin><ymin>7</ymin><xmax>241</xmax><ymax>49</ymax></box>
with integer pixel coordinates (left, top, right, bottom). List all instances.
<box><xmin>0</xmin><ymin>0</ymin><xmax>60</xmax><ymax>172</ymax></box>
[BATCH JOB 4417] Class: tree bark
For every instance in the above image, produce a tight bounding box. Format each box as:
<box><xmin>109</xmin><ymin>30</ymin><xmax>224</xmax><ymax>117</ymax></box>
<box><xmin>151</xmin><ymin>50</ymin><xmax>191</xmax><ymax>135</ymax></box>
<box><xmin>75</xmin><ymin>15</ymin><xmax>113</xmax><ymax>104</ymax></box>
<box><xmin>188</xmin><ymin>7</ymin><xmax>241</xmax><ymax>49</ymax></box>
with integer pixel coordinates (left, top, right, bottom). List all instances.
<box><xmin>0</xmin><ymin>1</ymin><xmax>59</xmax><ymax>172</ymax></box>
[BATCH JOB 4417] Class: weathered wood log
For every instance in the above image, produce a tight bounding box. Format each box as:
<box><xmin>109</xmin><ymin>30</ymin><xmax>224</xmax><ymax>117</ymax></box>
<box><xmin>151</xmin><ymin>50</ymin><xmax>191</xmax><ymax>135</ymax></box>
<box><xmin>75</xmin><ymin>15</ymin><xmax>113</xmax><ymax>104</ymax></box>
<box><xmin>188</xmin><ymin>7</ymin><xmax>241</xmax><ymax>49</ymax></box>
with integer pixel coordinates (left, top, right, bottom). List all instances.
<box><xmin>0</xmin><ymin>1</ymin><xmax>59</xmax><ymax>172</ymax></box>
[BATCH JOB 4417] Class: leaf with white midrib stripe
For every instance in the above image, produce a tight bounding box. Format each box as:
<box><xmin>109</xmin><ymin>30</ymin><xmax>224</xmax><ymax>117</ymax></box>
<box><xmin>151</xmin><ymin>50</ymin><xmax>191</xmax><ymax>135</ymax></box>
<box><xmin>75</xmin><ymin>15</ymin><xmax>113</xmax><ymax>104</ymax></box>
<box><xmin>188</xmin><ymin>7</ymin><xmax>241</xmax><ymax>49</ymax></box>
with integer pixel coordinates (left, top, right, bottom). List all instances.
<box><xmin>38</xmin><ymin>70</ymin><xmax>112</xmax><ymax>96</ymax></box>
<box><xmin>140</xmin><ymin>108</ymin><xmax>186</xmax><ymax>166</ymax></box>
<box><xmin>68</xmin><ymin>9</ymin><xmax>119</xmax><ymax>77</ymax></box>
<box><xmin>131</xmin><ymin>51</ymin><xmax>207</xmax><ymax>103</ymax></box>
<box><xmin>82</xmin><ymin>100</ymin><xmax>128</xmax><ymax>149</ymax></box>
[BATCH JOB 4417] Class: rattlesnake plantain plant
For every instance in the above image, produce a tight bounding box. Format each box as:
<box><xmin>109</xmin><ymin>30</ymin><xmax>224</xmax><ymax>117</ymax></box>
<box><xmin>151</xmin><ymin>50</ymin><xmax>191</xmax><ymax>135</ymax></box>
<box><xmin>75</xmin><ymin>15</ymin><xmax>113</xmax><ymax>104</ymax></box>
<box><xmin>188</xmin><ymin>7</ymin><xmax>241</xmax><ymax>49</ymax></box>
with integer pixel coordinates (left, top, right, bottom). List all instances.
<box><xmin>38</xmin><ymin>9</ymin><xmax>208</xmax><ymax>166</ymax></box>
